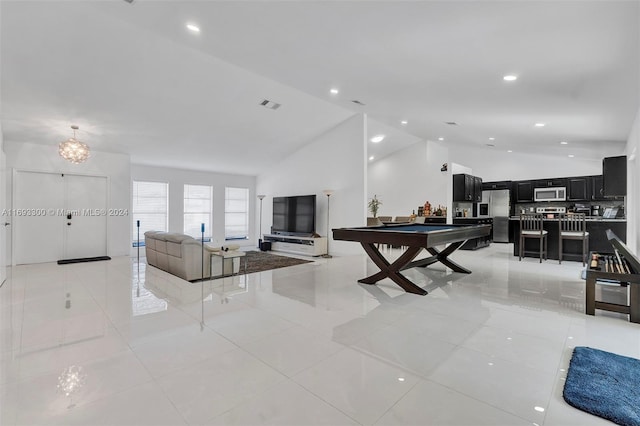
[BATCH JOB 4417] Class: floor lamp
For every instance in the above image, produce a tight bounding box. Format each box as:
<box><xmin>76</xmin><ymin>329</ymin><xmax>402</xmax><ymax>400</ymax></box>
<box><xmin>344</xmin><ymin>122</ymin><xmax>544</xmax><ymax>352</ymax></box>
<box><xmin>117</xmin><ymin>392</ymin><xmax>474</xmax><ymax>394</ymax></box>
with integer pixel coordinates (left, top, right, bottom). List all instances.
<box><xmin>322</xmin><ymin>189</ymin><xmax>334</xmax><ymax>258</ymax></box>
<box><xmin>257</xmin><ymin>194</ymin><xmax>265</xmax><ymax>249</ymax></box>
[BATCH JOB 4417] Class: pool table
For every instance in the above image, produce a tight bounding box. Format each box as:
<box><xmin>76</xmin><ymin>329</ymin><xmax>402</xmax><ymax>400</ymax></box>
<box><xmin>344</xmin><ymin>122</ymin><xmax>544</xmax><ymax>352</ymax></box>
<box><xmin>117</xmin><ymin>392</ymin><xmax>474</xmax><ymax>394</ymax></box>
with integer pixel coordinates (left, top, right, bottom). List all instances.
<box><xmin>332</xmin><ymin>223</ymin><xmax>492</xmax><ymax>295</ymax></box>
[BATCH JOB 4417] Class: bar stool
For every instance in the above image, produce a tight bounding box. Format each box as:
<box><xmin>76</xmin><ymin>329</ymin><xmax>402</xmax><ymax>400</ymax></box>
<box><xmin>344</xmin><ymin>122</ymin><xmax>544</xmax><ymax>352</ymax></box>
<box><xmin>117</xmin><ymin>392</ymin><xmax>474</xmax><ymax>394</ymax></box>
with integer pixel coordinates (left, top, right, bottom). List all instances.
<box><xmin>559</xmin><ymin>213</ymin><xmax>589</xmax><ymax>265</ymax></box>
<box><xmin>519</xmin><ymin>213</ymin><xmax>547</xmax><ymax>263</ymax></box>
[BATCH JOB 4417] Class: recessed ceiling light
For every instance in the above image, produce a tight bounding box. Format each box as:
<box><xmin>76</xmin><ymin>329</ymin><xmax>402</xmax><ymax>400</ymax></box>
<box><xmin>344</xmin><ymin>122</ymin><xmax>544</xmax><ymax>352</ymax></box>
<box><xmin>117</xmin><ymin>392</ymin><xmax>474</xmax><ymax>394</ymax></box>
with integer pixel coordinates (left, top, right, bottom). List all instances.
<box><xmin>534</xmin><ymin>406</ymin><xmax>545</xmax><ymax>413</ymax></box>
<box><xmin>438</xmin><ymin>137</ymin><xmax>444</xmax><ymax>141</ymax></box>
<box><xmin>370</xmin><ymin>134</ymin><xmax>385</xmax><ymax>143</ymax></box>
<box><xmin>488</xmin><ymin>137</ymin><xmax>495</xmax><ymax>141</ymax></box>
<box><xmin>259</xmin><ymin>99</ymin><xmax>281</xmax><ymax>110</ymax></box>
<box><xmin>568</xmin><ymin>154</ymin><xmax>575</xmax><ymax>158</ymax></box>
<box><xmin>503</xmin><ymin>75</ymin><xmax>518</xmax><ymax>81</ymax></box>
<box><xmin>330</xmin><ymin>88</ymin><xmax>339</xmax><ymax>95</ymax></box>
<box><xmin>535</xmin><ymin>123</ymin><xmax>546</xmax><ymax>127</ymax></box>
<box><xmin>186</xmin><ymin>23</ymin><xmax>200</xmax><ymax>33</ymax></box>
<box><xmin>560</xmin><ymin>141</ymin><xmax>568</xmax><ymax>145</ymax></box>
<box><xmin>507</xmin><ymin>150</ymin><xmax>513</xmax><ymax>153</ymax></box>
<box><xmin>369</xmin><ymin>156</ymin><xmax>374</xmax><ymax>161</ymax></box>
<box><xmin>401</xmin><ymin>120</ymin><xmax>408</xmax><ymax>125</ymax></box>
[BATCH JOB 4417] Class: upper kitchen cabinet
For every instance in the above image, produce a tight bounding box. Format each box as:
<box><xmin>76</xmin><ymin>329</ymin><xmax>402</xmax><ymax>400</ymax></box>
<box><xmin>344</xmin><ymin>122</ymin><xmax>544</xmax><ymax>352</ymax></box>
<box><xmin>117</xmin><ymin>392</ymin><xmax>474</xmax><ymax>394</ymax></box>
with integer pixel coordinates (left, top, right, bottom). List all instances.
<box><xmin>453</xmin><ymin>173</ymin><xmax>475</xmax><ymax>201</ymax></box>
<box><xmin>591</xmin><ymin>175</ymin><xmax>606</xmax><ymax>200</ymax></box>
<box><xmin>515</xmin><ymin>181</ymin><xmax>534</xmax><ymax>202</ymax></box>
<box><xmin>473</xmin><ymin>176</ymin><xmax>483</xmax><ymax>202</ymax></box>
<box><xmin>568</xmin><ymin>177</ymin><xmax>589</xmax><ymax>201</ymax></box>
<box><xmin>482</xmin><ymin>181</ymin><xmax>511</xmax><ymax>191</ymax></box>
<box><xmin>453</xmin><ymin>174</ymin><xmax>482</xmax><ymax>202</ymax></box>
<box><xmin>603</xmin><ymin>156</ymin><xmax>627</xmax><ymax>197</ymax></box>
<box><xmin>534</xmin><ymin>178</ymin><xmax>568</xmax><ymax>188</ymax></box>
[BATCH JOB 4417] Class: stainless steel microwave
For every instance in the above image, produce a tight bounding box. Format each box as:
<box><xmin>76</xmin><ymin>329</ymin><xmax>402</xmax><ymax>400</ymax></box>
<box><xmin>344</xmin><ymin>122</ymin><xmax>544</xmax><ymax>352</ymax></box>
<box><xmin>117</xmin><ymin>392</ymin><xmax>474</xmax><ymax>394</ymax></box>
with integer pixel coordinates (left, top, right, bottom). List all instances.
<box><xmin>534</xmin><ymin>187</ymin><xmax>566</xmax><ymax>202</ymax></box>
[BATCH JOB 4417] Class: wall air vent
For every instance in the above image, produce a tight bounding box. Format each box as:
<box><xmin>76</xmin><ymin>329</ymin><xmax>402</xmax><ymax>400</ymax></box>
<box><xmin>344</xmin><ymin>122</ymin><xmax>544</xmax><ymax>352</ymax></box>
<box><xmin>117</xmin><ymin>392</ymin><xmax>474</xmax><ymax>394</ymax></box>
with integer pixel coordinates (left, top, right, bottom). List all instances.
<box><xmin>351</xmin><ymin>100</ymin><xmax>365</xmax><ymax>106</ymax></box>
<box><xmin>445</xmin><ymin>121</ymin><xmax>458</xmax><ymax>125</ymax></box>
<box><xmin>260</xmin><ymin>99</ymin><xmax>281</xmax><ymax>110</ymax></box>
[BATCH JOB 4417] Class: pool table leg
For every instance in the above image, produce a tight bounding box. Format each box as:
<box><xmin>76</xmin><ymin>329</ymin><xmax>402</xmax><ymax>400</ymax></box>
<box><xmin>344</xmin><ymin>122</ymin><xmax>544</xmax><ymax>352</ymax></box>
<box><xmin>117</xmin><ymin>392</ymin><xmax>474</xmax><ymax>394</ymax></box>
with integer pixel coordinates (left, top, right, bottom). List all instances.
<box><xmin>423</xmin><ymin>241</ymin><xmax>471</xmax><ymax>274</ymax></box>
<box><xmin>358</xmin><ymin>243</ymin><xmax>427</xmax><ymax>295</ymax></box>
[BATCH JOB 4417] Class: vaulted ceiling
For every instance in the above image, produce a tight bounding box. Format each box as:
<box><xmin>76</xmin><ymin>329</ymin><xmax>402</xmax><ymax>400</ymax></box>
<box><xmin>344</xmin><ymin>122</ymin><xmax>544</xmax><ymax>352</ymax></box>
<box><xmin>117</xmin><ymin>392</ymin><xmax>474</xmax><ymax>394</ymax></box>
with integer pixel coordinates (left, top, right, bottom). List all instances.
<box><xmin>2</xmin><ymin>0</ymin><xmax>638</xmax><ymax>175</ymax></box>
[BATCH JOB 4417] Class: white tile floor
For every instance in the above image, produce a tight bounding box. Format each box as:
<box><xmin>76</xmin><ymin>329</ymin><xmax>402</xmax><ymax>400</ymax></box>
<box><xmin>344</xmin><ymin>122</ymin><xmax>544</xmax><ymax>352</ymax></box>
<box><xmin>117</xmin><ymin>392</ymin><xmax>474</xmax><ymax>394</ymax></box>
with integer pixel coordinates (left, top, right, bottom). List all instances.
<box><xmin>1</xmin><ymin>244</ymin><xmax>639</xmax><ymax>425</ymax></box>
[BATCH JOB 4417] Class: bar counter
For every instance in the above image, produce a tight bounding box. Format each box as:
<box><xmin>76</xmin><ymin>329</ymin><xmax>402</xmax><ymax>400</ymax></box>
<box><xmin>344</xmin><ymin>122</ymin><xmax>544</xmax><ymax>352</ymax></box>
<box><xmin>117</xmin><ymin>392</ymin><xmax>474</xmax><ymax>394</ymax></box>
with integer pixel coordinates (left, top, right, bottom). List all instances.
<box><xmin>509</xmin><ymin>217</ymin><xmax>627</xmax><ymax>262</ymax></box>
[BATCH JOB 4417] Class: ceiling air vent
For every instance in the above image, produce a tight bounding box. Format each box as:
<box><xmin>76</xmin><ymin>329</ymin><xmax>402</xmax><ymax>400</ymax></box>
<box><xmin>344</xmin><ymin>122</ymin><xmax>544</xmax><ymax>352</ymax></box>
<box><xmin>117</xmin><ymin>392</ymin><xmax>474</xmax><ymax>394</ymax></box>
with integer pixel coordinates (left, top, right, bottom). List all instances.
<box><xmin>445</xmin><ymin>121</ymin><xmax>458</xmax><ymax>126</ymax></box>
<box><xmin>351</xmin><ymin>100</ymin><xmax>365</xmax><ymax>106</ymax></box>
<box><xmin>260</xmin><ymin>99</ymin><xmax>281</xmax><ymax>110</ymax></box>
<box><xmin>123</xmin><ymin>0</ymin><xmax>134</xmax><ymax>3</ymax></box>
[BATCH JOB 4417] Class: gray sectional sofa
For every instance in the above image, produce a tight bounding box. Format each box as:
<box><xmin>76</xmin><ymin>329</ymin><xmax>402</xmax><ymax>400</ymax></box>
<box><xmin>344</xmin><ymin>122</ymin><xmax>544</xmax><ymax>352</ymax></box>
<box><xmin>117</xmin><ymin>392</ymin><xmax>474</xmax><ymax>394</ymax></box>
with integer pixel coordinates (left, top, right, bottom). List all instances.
<box><xmin>144</xmin><ymin>231</ymin><xmax>239</xmax><ymax>281</ymax></box>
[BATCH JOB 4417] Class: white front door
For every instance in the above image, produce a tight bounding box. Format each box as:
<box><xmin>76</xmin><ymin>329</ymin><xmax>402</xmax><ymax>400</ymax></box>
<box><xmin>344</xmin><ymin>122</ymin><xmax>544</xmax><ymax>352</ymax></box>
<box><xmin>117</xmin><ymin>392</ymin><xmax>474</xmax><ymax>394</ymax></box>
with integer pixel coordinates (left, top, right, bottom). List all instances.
<box><xmin>64</xmin><ymin>175</ymin><xmax>108</xmax><ymax>259</ymax></box>
<box><xmin>13</xmin><ymin>171</ymin><xmax>108</xmax><ymax>264</ymax></box>
<box><xmin>0</xmin><ymin>150</ymin><xmax>8</xmax><ymax>283</ymax></box>
<box><xmin>14</xmin><ymin>171</ymin><xmax>65</xmax><ymax>264</ymax></box>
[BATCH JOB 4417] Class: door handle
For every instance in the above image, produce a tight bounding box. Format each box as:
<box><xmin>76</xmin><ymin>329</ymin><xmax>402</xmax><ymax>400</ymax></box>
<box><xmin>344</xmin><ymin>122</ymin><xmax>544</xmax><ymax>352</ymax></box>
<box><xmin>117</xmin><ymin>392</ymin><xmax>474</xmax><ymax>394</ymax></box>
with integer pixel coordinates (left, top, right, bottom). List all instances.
<box><xmin>3</xmin><ymin>222</ymin><xmax>9</xmax><ymax>226</ymax></box>
<box><xmin>67</xmin><ymin>222</ymin><xmax>72</xmax><ymax>226</ymax></box>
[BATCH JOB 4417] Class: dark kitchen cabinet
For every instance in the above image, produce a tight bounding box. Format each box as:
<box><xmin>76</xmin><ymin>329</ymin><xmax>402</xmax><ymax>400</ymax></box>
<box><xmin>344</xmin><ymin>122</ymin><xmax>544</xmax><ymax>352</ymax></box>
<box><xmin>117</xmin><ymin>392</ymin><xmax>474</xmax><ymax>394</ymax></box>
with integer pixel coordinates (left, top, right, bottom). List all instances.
<box><xmin>568</xmin><ymin>177</ymin><xmax>589</xmax><ymax>201</ymax></box>
<box><xmin>473</xmin><ymin>176</ymin><xmax>483</xmax><ymax>202</ymax></box>
<box><xmin>482</xmin><ymin>181</ymin><xmax>511</xmax><ymax>191</ymax></box>
<box><xmin>453</xmin><ymin>174</ymin><xmax>476</xmax><ymax>202</ymax></box>
<box><xmin>603</xmin><ymin>156</ymin><xmax>627</xmax><ymax>197</ymax></box>
<box><xmin>534</xmin><ymin>178</ymin><xmax>567</xmax><ymax>188</ymax></box>
<box><xmin>515</xmin><ymin>181</ymin><xmax>534</xmax><ymax>202</ymax></box>
<box><xmin>591</xmin><ymin>175</ymin><xmax>606</xmax><ymax>200</ymax></box>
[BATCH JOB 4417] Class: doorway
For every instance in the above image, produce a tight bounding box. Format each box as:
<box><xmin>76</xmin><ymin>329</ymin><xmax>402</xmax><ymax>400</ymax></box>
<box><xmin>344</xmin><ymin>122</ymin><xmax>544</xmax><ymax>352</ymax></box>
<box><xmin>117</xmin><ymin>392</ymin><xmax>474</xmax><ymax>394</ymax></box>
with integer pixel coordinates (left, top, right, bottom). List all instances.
<box><xmin>13</xmin><ymin>171</ymin><xmax>108</xmax><ymax>265</ymax></box>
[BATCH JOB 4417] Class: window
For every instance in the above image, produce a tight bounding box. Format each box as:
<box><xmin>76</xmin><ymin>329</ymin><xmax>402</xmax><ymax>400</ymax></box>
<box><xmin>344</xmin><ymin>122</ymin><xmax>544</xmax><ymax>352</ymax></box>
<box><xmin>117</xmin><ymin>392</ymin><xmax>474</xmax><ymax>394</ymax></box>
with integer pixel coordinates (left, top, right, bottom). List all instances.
<box><xmin>184</xmin><ymin>184</ymin><xmax>212</xmax><ymax>241</ymax></box>
<box><xmin>225</xmin><ymin>187</ymin><xmax>249</xmax><ymax>240</ymax></box>
<box><xmin>132</xmin><ymin>181</ymin><xmax>169</xmax><ymax>247</ymax></box>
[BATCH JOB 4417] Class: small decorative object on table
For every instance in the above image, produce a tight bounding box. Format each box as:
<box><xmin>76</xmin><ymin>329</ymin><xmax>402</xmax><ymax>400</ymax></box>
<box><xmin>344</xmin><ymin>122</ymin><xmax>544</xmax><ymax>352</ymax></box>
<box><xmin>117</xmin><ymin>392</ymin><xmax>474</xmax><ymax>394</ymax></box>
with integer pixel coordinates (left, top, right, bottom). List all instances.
<box><xmin>423</xmin><ymin>201</ymin><xmax>431</xmax><ymax>216</ymax></box>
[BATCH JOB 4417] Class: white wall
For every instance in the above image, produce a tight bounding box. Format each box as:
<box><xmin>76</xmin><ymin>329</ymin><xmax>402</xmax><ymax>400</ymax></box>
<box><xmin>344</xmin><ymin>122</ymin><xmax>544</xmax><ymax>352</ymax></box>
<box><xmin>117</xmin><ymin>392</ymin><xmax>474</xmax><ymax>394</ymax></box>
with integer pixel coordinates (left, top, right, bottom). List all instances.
<box><xmin>4</xmin><ymin>141</ymin><xmax>131</xmax><ymax>258</ymax></box>
<box><xmin>368</xmin><ymin>140</ymin><xmax>450</xmax><ymax>219</ymax></box>
<box><xmin>131</xmin><ymin>165</ymin><xmax>256</xmax><ymax>249</ymax></box>
<box><xmin>626</xmin><ymin>109</ymin><xmax>640</xmax><ymax>254</ymax></box>
<box><xmin>257</xmin><ymin>114</ymin><xmax>366</xmax><ymax>256</ymax></box>
<box><xmin>448</xmin><ymin>145</ymin><xmax>603</xmax><ymax>181</ymax></box>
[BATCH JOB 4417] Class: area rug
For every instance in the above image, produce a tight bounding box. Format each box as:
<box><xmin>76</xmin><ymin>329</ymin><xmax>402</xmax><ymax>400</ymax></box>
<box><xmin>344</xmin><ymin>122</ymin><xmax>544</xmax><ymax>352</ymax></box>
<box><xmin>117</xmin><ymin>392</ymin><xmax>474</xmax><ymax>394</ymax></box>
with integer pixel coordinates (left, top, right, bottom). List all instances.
<box><xmin>563</xmin><ymin>346</ymin><xmax>640</xmax><ymax>426</ymax></box>
<box><xmin>240</xmin><ymin>251</ymin><xmax>312</xmax><ymax>275</ymax></box>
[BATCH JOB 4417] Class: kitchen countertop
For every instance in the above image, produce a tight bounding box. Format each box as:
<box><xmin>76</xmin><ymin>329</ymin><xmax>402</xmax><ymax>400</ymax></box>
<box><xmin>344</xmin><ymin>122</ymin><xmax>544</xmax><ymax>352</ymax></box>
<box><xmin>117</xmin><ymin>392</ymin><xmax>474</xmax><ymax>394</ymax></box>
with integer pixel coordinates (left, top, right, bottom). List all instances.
<box><xmin>509</xmin><ymin>216</ymin><xmax>626</xmax><ymax>222</ymax></box>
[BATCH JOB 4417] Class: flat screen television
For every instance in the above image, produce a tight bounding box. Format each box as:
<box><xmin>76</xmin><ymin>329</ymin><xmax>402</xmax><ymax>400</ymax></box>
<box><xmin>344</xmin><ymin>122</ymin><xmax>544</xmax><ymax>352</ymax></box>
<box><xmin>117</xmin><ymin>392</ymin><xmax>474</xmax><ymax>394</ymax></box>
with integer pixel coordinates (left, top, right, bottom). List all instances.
<box><xmin>272</xmin><ymin>195</ymin><xmax>316</xmax><ymax>236</ymax></box>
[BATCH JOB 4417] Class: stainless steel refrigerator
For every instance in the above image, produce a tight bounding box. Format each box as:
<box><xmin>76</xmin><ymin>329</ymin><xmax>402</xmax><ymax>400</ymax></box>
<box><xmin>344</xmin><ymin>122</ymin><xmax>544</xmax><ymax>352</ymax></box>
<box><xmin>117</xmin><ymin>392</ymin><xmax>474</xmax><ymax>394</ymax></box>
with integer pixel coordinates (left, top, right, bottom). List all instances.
<box><xmin>481</xmin><ymin>189</ymin><xmax>510</xmax><ymax>243</ymax></box>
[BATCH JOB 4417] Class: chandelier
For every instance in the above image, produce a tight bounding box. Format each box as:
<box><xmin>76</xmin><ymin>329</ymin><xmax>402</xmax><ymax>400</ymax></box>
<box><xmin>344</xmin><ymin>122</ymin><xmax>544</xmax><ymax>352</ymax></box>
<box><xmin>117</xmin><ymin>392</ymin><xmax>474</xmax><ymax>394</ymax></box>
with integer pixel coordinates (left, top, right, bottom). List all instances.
<box><xmin>59</xmin><ymin>125</ymin><xmax>90</xmax><ymax>164</ymax></box>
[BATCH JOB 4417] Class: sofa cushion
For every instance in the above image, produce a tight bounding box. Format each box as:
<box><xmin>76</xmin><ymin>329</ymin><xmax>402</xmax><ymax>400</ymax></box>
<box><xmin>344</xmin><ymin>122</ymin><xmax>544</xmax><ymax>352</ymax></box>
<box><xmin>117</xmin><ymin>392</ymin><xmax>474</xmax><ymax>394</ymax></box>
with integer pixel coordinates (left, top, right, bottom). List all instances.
<box><xmin>164</xmin><ymin>233</ymin><xmax>193</xmax><ymax>244</ymax></box>
<box><xmin>166</xmin><ymin>242</ymin><xmax>183</xmax><ymax>258</ymax></box>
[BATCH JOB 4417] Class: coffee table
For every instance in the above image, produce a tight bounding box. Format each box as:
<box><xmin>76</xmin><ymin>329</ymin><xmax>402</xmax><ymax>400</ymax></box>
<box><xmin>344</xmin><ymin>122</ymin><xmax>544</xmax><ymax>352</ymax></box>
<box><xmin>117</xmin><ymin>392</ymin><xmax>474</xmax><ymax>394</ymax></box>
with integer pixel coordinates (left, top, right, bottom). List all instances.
<box><xmin>210</xmin><ymin>250</ymin><xmax>247</xmax><ymax>279</ymax></box>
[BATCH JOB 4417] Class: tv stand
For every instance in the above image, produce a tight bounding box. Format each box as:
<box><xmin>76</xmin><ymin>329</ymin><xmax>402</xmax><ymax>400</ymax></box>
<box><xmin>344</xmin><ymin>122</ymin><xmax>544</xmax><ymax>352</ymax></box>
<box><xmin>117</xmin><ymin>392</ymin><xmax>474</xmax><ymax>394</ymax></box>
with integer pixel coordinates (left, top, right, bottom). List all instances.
<box><xmin>263</xmin><ymin>234</ymin><xmax>327</xmax><ymax>256</ymax></box>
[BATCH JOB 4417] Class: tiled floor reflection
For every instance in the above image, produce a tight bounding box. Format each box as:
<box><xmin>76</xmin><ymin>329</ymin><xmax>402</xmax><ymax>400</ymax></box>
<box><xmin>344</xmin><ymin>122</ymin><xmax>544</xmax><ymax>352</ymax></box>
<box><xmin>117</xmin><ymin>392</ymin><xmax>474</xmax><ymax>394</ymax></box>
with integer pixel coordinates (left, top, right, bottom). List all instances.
<box><xmin>1</xmin><ymin>244</ymin><xmax>638</xmax><ymax>425</ymax></box>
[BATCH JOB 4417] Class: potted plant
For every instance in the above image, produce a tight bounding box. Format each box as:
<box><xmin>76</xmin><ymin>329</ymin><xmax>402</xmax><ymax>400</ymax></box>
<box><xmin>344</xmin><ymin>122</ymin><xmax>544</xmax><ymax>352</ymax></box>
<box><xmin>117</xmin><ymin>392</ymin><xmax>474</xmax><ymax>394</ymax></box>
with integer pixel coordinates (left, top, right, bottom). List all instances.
<box><xmin>368</xmin><ymin>195</ymin><xmax>382</xmax><ymax>217</ymax></box>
